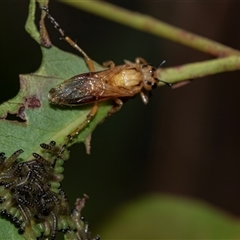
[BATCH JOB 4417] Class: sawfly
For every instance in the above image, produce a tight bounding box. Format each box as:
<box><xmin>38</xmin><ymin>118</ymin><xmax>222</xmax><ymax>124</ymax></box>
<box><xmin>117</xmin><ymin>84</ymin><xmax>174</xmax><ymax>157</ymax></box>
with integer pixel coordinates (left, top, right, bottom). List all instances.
<box><xmin>42</xmin><ymin>7</ymin><xmax>170</xmax><ymax>140</ymax></box>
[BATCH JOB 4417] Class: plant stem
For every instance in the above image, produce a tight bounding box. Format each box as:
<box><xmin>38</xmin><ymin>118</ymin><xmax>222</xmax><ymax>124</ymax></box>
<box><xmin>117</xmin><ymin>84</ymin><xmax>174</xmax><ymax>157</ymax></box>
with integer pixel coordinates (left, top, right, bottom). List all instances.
<box><xmin>159</xmin><ymin>56</ymin><xmax>240</xmax><ymax>84</ymax></box>
<box><xmin>59</xmin><ymin>0</ymin><xmax>240</xmax><ymax>57</ymax></box>
<box><xmin>25</xmin><ymin>0</ymin><xmax>40</xmax><ymax>43</ymax></box>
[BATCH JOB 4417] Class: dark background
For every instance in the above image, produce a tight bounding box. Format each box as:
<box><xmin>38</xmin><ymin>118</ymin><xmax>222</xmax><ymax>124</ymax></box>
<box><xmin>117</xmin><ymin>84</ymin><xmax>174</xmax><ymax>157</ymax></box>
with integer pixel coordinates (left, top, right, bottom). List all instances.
<box><xmin>1</xmin><ymin>0</ymin><xmax>240</xmax><ymax>235</ymax></box>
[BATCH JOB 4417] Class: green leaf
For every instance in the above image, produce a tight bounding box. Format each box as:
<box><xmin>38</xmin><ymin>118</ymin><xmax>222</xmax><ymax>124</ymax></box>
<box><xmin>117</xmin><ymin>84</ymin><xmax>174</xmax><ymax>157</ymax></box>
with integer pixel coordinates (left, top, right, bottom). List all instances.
<box><xmin>0</xmin><ymin>7</ymin><xmax>111</xmax><ymax>161</ymax></box>
<box><xmin>0</xmin><ymin>1</ymin><xmax>111</xmax><ymax>239</ymax></box>
<box><xmin>0</xmin><ymin>219</ymin><xmax>24</xmax><ymax>240</ymax></box>
<box><xmin>0</xmin><ymin>46</ymin><xmax>110</xmax><ymax>160</ymax></box>
<box><xmin>98</xmin><ymin>194</ymin><xmax>240</xmax><ymax>239</ymax></box>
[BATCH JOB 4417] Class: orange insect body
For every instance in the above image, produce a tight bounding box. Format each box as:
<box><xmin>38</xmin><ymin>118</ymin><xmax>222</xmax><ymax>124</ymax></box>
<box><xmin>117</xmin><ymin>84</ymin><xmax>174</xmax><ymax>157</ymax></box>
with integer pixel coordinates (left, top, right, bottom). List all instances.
<box><xmin>42</xmin><ymin>6</ymin><xmax>169</xmax><ymax>141</ymax></box>
<box><xmin>48</xmin><ymin>59</ymin><xmax>158</xmax><ymax>107</ymax></box>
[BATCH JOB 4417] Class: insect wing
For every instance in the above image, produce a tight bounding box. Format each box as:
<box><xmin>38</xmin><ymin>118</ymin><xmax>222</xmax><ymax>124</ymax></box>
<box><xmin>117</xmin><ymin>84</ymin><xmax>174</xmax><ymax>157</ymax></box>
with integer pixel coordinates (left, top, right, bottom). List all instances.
<box><xmin>49</xmin><ymin>66</ymin><xmax>137</xmax><ymax>106</ymax></box>
<box><xmin>49</xmin><ymin>72</ymin><xmax>102</xmax><ymax>105</ymax></box>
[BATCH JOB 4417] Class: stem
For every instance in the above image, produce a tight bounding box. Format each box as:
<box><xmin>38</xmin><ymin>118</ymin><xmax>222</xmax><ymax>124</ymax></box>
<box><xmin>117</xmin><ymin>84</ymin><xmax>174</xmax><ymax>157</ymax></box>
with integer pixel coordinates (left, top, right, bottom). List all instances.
<box><xmin>59</xmin><ymin>0</ymin><xmax>240</xmax><ymax>57</ymax></box>
<box><xmin>158</xmin><ymin>56</ymin><xmax>240</xmax><ymax>84</ymax></box>
<box><xmin>25</xmin><ymin>0</ymin><xmax>40</xmax><ymax>43</ymax></box>
<box><xmin>25</xmin><ymin>0</ymin><xmax>50</xmax><ymax>45</ymax></box>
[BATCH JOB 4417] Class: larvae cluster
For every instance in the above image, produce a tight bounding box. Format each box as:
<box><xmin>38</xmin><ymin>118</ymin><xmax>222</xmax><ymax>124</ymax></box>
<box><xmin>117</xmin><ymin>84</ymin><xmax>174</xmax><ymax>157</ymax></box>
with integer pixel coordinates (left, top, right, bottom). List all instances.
<box><xmin>0</xmin><ymin>142</ymin><xmax>99</xmax><ymax>240</ymax></box>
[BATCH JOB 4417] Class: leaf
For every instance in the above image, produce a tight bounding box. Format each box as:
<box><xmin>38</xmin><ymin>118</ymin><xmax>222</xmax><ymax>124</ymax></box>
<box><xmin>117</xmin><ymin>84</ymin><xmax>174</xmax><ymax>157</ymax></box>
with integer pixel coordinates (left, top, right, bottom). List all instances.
<box><xmin>0</xmin><ymin>46</ymin><xmax>111</xmax><ymax>160</ymax></box>
<box><xmin>0</xmin><ymin>219</ymin><xmax>24</xmax><ymax>240</ymax></box>
<box><xmin>0</xmin><ymin>8</ymin><xmax>112</xmax><ymax>161</ymax></box>
<box><xmin>98</xmin><ymin>194</ymin><xmax>240</xmax><ymax>239</ymax></box>
<box><xmin>0</xmin><ymin>1</ymin><xmax>111</xmax><ymax>239</ymax></box>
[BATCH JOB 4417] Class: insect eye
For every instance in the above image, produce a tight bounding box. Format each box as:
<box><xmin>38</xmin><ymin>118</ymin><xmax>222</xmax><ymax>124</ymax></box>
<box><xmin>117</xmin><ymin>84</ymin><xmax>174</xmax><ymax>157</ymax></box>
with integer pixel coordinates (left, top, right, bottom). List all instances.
<box><xmin>150</xmin><ymin>67</ymin><xmax>156</xmax><ymax>77</ymax></box>
<box><xmin>145</xmin><ymin>80</ymin><xmax>157</xmax><ymax>87</ymax></box>
<box><xmin>145</xmin><ymin>80</ymin><xmax>151</xmax><ymax>86</ymax></box>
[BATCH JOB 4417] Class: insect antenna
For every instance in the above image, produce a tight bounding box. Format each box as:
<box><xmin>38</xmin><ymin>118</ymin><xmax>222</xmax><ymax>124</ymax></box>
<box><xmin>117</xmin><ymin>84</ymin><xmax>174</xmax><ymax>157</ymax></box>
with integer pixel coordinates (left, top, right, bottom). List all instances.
<box><xmin>158</xmin><ymin>79</ymin><xmax>172</xmax><ymax>87</ymax></box>
<box><xmin>41</xmin><ymin>6</ymin><xmax>95</xmax><ymax>72</ymax></box>
<box><xmin>156</xmin><ymin>60</ymin><xmax>172</xmax><ymax>87</ymax></box>
<box><xmin>157</xmin><ymin>59</ymin><xmax>166</xmax><ymax>68</ymax></box>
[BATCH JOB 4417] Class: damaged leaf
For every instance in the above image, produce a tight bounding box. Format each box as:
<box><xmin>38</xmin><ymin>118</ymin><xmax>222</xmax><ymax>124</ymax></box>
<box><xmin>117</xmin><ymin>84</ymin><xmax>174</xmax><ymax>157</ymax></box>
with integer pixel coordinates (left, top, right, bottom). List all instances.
<box><xmin>0</xmin><ymin>0</ymin><xmax>111</xmax><ymax>160</ymax></box>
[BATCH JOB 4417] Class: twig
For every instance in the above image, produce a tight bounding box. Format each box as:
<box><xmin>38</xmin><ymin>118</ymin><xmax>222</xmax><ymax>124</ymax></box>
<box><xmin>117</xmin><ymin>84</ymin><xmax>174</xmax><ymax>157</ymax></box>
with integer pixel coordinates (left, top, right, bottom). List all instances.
<box><xmin>59</xmin><ymin>0</ymin><xmax>240</xmax><ymax>57</ymax></box>
<box><xmin>159</xmin><ymin>56</ymin><xmax>240</xmax><ymax>84</ymax></box>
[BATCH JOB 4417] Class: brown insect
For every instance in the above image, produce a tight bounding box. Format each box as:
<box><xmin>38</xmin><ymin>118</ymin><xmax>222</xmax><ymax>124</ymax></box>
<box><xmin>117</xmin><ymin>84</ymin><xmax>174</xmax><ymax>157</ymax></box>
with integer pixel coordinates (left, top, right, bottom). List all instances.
<box><xmin>42</xmin><ymin>7</ymin><xmax>170</xmax><ymax>140</ymax></box>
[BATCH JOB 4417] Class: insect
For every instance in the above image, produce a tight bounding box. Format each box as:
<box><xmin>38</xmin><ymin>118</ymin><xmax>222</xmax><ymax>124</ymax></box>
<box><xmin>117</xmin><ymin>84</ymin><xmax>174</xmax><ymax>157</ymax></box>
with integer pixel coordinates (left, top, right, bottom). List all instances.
<box><xmin>0</xmin><ymin>144</ymin><xmax>63</xmax><ymax>239</ymax></box>
<box><xmin>0</xmin><ymin>142</ymin><xmax>99</xmax><ymax>239</ymax></box>
<box><xmin>42</xmin><ymin>7</ymin><xmax>171</xmax><ymax>142</ymax></box>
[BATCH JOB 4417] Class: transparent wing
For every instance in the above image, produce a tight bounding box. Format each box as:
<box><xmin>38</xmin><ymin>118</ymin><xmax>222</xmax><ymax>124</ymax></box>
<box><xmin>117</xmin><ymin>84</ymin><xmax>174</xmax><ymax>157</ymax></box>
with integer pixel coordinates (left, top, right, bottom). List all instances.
<box><xmin>49</xmin><ymin>65</ymin><xmax>141</xmax><ymax>106</ymax></box>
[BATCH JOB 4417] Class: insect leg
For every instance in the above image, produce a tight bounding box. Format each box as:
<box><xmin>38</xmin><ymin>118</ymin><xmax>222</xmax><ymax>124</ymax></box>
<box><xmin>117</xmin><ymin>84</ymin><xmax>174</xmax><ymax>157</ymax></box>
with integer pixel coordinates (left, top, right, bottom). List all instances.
<box><xmin>140</xmin><ymin>91</ymin><xmax>149</xmax><ymax>104</ymax></box>
<box><xmin>64</xmin><ymin>36</ymin><xmax>95</xmax><ymax>72</ymax></box>
<box><xmin>67</xmin><ymin>102</ymin><xmax>98</xmax><ymax>139</ymax></box>
<box><xmin>54</xmin><ymin>103</ymin><xmax>98</xmax><ymax>158</ymax></box>
<box><xmin>135</xmin><ymin>57</ymin><xmax>147</xmax><ymax>64</ymax></box>
<box><xmin>108</xmin><ymin>98</ymin><xmax>123</xmax><ymax>115</ymax></box>
<box><xmin>42</xmin><ymin>7</ymin><xmax>101</xmax><ymax>148</ymax></box>
<box><xmin>102</xmin><ymin>60</ymin><xmax>116</xmax><ymax>69</ymax></box>
<box><xmin>41</xmin><ymin>6</ymin><xmax>95</xmax><ymax>72</ymax></box>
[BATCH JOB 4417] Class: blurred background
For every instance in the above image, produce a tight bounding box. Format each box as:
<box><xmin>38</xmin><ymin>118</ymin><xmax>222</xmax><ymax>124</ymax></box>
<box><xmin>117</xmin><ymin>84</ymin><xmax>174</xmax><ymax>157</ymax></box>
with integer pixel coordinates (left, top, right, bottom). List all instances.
<box><xmin>1</xmin><ymin>0</ymin><xmax>240</xmax><ymax>238</ymax></box>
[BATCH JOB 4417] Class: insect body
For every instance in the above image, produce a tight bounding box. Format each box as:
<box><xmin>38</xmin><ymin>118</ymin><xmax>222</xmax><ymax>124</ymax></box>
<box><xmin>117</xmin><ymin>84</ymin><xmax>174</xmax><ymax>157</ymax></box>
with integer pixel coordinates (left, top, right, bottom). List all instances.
<box><xmin>42</xmin><ymin>7</ymin><xmax>170</xmax><ymax>140</ymax></box>
<box><xmin>49</xmin><ymin>58</ymin><xmax>159</xmax><ymax>108</ymax></box>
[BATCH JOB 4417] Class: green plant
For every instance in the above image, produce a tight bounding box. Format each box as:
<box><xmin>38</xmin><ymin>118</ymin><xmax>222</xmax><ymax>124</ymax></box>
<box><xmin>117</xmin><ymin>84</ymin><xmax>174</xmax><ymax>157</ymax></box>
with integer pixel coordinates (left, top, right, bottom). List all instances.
<box><xmin>0</xmin><ymin>0</ymin><xmax>240</xmax><ymax>239</ymax></box>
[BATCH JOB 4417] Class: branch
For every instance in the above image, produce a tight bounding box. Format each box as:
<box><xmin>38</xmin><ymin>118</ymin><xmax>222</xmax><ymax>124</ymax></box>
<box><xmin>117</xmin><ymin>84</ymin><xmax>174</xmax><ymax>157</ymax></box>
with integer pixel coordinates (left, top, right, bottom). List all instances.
<box><xmin>59</xmin><ymin>0</ymin><xmax>240</xmax><ymax>57</ymax></box>
<box><xmin>159</xmin><ymin>56</ymin><xmax>240</xmax><ymax>85</ymax></box>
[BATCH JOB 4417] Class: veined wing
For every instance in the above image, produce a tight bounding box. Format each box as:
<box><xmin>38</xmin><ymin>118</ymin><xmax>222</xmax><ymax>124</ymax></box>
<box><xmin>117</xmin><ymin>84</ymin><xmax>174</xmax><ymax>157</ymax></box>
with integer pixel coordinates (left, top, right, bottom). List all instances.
<box><xmin>49</xmin><ymin>65</ymin><xmax>141</xmax><ymax>105</ymax></box>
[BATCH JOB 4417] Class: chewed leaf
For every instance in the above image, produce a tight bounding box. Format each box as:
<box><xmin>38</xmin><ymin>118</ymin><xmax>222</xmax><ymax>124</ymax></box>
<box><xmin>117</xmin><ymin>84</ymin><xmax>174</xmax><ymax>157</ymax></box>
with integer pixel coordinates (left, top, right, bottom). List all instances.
<box><xmin>0</xmin><ymin>45</ymin><xmax>111</xmax><ymax>160</ymax></box>
<box><xmin>0</xmin><ymin>3</ymin><xmax>111</xmax><ymax>237</ymax></box>
<box><xmin>1</xmin><ymin>0</ymin><xmax>110</xmax><ymax>160</ymax></box>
